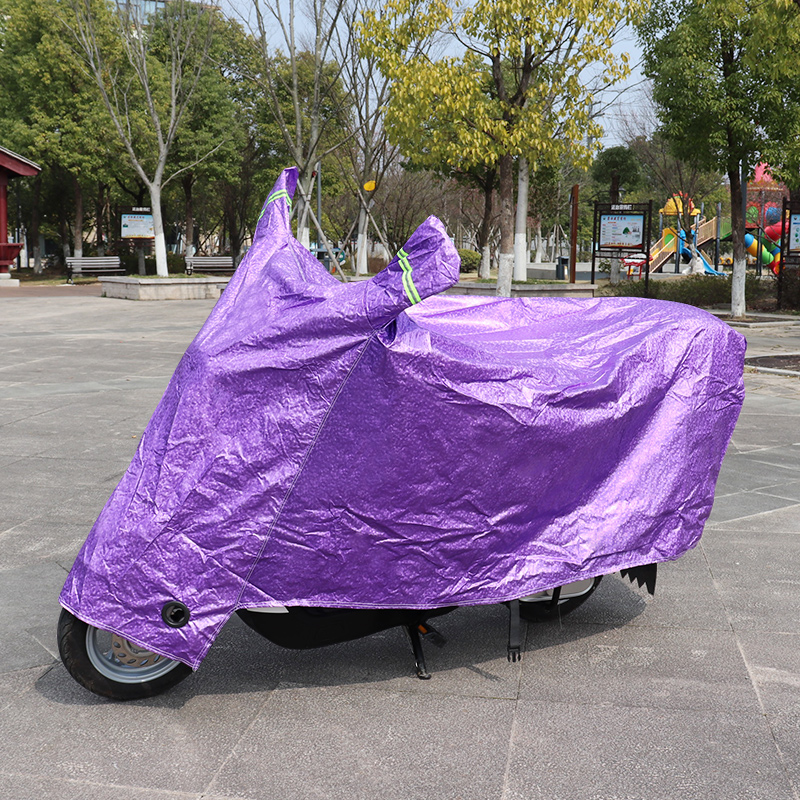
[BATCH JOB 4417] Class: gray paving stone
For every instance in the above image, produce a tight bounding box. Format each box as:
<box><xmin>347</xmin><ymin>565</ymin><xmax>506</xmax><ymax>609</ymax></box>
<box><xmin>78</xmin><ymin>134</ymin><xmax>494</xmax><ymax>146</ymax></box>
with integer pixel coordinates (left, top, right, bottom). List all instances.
<box><xmin>735</xmin><ymin>631</ymin><xmax>800</xmax><ymax>715</ymax></box>
<box><xmin>206</xmin><ymin>685</ymin><xmax>514</xmax><ymax>800</ymax></box>
<box><xmin>741</xmin><ymin>446</ymin><xmax>800</xmax><ymax>473</ymax></box>
<box><xmin>766</xmin><ymin>710</ymin><xmax>800</xmax><ymax>797</ymax></box>
<box><xmin>519</xmin><ymin>624</ymin><xmax>759</xmax><ymax>714</ymax></box>
<box><xmin>705</xmin><ymin>500</ymin><xmax>800</xmax><ymax>532</ymax></box>
<box><xmin>0</xmin><ymin>296</ymin><xmax>799</xmax><ymax>800</ymax></box>
<box><xmin>728</xmin><ymin>415</ymin><xmax>800</xmax><ymax>453</ymax></box>
<box><xmin>0</xmin><ymin>518</ymin><xmax>89</xmax><ymax>570</ymax></box>
<box><xmin>1</xmin><ymin>664</ymin><xmax>271</xmax><ymax>795</ymax></box>
<box><xmin>715</xmin><ymin>454</ymin><xmax>800</xmax><ymax>494</ymax></box>
<box><xmin>563</xmin><ymin>548</ymin><xmax>732</xmax><ymax>631</ymax></box>
<box><xmin>0</xmin><ymin>775</ymin><xmax>197</xmax><ymax>800</ymax></box>
<box><xmin>706</xmin><ymin>488</ymin><xmax>800</xmax><ymax>524</ymax></box>
<box><xmin>0</xmin><ymin>561</ymin><xmax>67</xmax><ymax>672</ymax></box>
<box><xmin>503</xmin><ymin>701</ymin><xmax>796</xmax><ymax>800</ymax></box>
<box><xmin>700</xmin><ymin>532</ymin><xmax>800</xmax><ymax>631</ymax></box>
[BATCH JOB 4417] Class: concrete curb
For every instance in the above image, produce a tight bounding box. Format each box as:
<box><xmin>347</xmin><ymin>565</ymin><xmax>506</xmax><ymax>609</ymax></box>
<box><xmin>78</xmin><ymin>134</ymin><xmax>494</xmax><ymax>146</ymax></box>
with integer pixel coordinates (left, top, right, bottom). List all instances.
<box><xmin>99</xmin><ymin>276</ymin><xmax>230</xmax><ymax>300</ymax></box>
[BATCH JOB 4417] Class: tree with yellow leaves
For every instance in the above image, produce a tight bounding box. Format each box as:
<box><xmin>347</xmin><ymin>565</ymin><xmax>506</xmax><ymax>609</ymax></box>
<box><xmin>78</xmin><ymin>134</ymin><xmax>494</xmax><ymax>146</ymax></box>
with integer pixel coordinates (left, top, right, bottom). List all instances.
<box><xmin>360</xmin><ymin>0</ymin><xmax>643</xmax><ymax>294</ymax></box>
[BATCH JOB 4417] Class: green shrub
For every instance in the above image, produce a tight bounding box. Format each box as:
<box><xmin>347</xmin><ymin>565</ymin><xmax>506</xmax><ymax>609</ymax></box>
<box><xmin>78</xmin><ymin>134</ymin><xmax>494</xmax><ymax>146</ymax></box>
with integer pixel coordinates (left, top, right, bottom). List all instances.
<box><xmin>458</xmin><ymin>248</ymin><xmax>481</xmax><ymax>273</ymax></box>
<box><xmin>779</xmin><ymin>267</ymin><xmax>800</xmax><ymax>311</ymax></box>
<box><xmin>119</xmin><ymin>252</ymin><xmax>189</xmax><ymax>275</ymax></box>
<box><xmin>603</xmin><ymin>273</ymin><xmax>770</xmax><ymax>309</ymax></box>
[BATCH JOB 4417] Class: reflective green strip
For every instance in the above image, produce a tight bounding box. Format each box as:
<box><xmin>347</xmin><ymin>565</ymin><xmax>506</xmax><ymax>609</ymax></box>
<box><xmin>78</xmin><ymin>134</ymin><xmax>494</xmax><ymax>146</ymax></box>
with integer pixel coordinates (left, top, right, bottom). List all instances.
<box><xmin>398</xmin><ymin>247</ymin><xmax>422</xmax><ymax>305</ymax></box>
<box><xmin>259</xmin><ymin>189</ymin><xmax>292</xmax><ymax>219</ymax></box>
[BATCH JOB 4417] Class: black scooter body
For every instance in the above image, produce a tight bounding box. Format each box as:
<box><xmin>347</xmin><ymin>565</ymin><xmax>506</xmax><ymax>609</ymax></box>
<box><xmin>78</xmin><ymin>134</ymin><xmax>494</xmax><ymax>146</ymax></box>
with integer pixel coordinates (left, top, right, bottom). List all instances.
<box><xmin>236</xmin><ymin>606</ymin><xmax>456</xmax><ymax>650</ymax></box>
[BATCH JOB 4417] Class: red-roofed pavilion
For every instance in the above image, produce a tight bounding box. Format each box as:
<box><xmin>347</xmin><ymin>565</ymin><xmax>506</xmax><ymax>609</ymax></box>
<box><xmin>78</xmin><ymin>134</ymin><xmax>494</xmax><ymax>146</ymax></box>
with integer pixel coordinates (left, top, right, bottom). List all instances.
<box><xmin>0</xmin><ymin>146</ymin><xmax>41</xmax><ymax>273</ymax></box>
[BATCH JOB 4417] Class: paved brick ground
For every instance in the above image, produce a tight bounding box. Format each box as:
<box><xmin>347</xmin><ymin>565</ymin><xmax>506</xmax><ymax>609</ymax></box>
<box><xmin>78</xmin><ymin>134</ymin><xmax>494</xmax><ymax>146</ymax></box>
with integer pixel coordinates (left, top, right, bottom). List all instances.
<box><xmin>1</xmin><ymin>295</ymin><xmax>798</xmax><ymax>800</ymax></box>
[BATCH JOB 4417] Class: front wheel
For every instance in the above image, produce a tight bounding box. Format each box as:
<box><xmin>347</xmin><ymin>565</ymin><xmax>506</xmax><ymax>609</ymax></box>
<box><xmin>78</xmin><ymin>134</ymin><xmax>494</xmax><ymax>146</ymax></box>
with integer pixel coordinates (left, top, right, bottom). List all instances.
<box><xmin>57</xmin><ymin>609</ymin><xmax>192</xmax><ymax>700</ymax></box>
<box><xmin>518</xmin><ymin>576</ymin><xmax>602</xmax><ymax>623</ymax></box>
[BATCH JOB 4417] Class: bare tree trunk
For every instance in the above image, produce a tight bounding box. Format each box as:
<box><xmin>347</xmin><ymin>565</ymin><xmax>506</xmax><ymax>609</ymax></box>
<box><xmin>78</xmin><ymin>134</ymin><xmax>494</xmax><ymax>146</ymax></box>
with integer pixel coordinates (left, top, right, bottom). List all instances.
<box><xmin>95</xmin><ymin>182</ymin><xmax>106</xmax><ymax>256</ymax></box>
<box><xmin>514</xmin><ymin>156</ymin><xmax>529</xmax><ymax>282</ymax></box>
<box><xmin>182</xmin><ymin>173</ymin><xmax>195</xmax><ymax>257</ymax></box>
<box><xmin>609</xmin><ymin>171</ymin><xmax>621</xmax><ymax>285</ymax></box>
<box><xmin>534</xmin><ymin>218</ymin><xmax>544</xmax><ymax>264</ymax></box>
<box><xmin>31</xmin><ymin>175</ymin><xmax>42</xmax><ymax>273</ymax></box>
<box><xmin>478</xmin><ymin>171</ymin><xmax>494</xmax><ymax>279</ymax></box>
<box><xmin>296</xmin><ymin>173</ymin><xmax>312</xmax><ymax>249</ymax></box>
<box><xmin>73</xmin><ymin>178</ymin><xmax>83</xmax><ymax>258</ymax></box>
<box><xmin>729</xmin><ymin>168</ymin><xmax>746</xmax><ymax>318</ymax></box>
<box><xmin>148</xmin><ymin>183</ymin><xmax>169</xmax><ymax>276</ymax></box>
<box><xmin>356</xmin><ymin>205</ymin><xmax>368</xmax><ymax>276</ymax></box>
<box><xmin>496</xmin><ymin>154</ymin><xmax>514</xmax><ymax>297</ymax></box>
<box><xmin>59</xmin><ymin>213</ymin><xmax>70</xmax><ymax>265</ymax></box>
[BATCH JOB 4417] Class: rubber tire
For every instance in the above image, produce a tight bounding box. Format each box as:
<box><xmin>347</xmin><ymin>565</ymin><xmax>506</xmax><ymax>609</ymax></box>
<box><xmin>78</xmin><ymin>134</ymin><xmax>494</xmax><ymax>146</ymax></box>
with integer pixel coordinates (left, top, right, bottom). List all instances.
<box><xmin>519</xmin><ymin>576</ymin><xmax>603</xmax><ymax>623</ymax></box>
<box><xmin>57</xmin><ymin>608</ymin><xmax>192</xmax><ymax>700</ymax></box>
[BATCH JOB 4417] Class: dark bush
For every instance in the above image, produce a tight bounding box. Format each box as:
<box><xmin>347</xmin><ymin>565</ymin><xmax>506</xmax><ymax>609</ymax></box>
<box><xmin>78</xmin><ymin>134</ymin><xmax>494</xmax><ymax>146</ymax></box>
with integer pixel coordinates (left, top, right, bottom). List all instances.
<box><xmin>779</xmin><ymin>267</ymin><xmax>800</xmax><ymax>311</ymax></box>
<box><xmin>604</xmin><ymin>273</ymin><xmax>777</xmax><ymax>310</ymax></box>
<box><xmin>458</xmin><ymin>248</ymin><xmax>481</xmax><ymax>273</ymax></box>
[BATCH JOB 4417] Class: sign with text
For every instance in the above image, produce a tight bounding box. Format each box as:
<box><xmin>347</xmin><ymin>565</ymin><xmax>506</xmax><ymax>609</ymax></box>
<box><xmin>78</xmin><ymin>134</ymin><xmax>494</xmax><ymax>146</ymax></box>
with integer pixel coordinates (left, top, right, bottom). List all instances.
<box><xmin>598</xmin><ymin>213</ymin><xmax>645</xmax><ymax>248</ymax></box>
<box><xmin>121</xmin><ymin>208</ymin><xmax>154</xmax><ymax>239</ymax></box>
<box><xmin>789</xmin><ymin>214</ymin><xmax>800</xmax><ymax>253</ymax></box>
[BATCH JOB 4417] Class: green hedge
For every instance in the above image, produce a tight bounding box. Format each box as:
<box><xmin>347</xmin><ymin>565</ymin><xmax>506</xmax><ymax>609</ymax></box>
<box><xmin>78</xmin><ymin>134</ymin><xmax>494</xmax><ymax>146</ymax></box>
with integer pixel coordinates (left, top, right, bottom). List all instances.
<box><xmin>458</xmin><ymin>248</ymin><xmax>481</xmax><ymax>273</ymax></box>
<box><xmin>603</xmin><ymin>273</ymin><xmax>776</xmax><ymax>309</ymax></box>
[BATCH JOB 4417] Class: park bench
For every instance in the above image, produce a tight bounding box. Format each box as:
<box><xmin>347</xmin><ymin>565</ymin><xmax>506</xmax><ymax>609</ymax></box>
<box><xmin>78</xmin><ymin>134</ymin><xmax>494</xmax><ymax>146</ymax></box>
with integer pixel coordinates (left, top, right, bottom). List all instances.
<box><xmin>185</xmin><ymin>255</ymin><xmax>235</xmax><ymax>275</ymax></box>
<box><xmin>66</xmin><ymin>256</ymin><xmax>124</xmax><ymax>283</ymax></box>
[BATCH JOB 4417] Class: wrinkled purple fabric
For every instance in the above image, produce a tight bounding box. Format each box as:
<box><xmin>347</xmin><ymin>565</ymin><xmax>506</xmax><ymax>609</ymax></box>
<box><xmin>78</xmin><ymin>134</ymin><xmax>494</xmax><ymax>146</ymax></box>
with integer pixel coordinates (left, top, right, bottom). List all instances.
<box><xmin>61</xmin><ymin>167</ymin><xmax>746</xmax><ymax>669</ymax></box>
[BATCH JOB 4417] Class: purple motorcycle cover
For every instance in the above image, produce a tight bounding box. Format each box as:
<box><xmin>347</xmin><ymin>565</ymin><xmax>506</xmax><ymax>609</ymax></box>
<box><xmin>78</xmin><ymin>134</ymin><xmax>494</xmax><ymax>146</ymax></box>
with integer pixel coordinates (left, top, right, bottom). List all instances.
<box><xmin>61</xmin><ymin>168</ymin><xmax>746</xmax><ymax>669</ymax></box>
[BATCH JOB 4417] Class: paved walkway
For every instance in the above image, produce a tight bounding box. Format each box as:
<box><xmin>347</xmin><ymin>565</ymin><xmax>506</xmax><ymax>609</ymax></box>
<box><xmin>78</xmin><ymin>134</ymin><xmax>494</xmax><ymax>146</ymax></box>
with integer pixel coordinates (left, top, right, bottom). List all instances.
<box><xmin>1</xmin><ymin>295</ymin><xmax>798</xmax><ymax>800</ymax></box>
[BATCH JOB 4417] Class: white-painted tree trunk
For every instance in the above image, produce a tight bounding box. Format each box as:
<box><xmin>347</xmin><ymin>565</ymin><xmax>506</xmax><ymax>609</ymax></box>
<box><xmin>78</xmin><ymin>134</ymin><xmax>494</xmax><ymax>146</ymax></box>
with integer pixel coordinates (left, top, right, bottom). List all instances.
<box><xmin>534</xmin><ymin>220</ymin><xmax>544</xmax><ymax>264</ymax></box>
<box><xmin>479</xmin><ymin>244</ymin><xmax>491</xmax><ymax>279</ymax></box>
<box><xmin>298</xmin><ymin>200</ymin><xmax>311</xmax><ymax>250</ymax></box>
<box><xmin>610</xmin><ymin>257</ymin><xmax>621</xmax><ymax>285</ymax></box>
<box><xmin>690</xmin><ymin>242</ymin><xmax>703</xmax><ymax>274</ymax></box>
<box><xmin>34</xmin><ymin>235</ymin><xmax>43</xmax><ymax>274</ymax></box>
<box><xmin>150</xmin><ymin>184</ymin><xmax>169</xmax><ymax>277</ymax></box>
<box><xmin>731</xmin><ymin>257</ymin><xmax>746</xmax><ymax>317</ymax></box>
<box><xmin>497</xmin><ymin>252</ymin><xmax>514</xmax><ymax>296</ymax></box>
<box><xmin>356</xmin><ymin>207</ymin><xmax>369</xmax><ymax>276</ymax></box>
<box><xmin>513</xmin><ymin>157</ymin><xmax>529</xmax><ymax>282</ymax></box>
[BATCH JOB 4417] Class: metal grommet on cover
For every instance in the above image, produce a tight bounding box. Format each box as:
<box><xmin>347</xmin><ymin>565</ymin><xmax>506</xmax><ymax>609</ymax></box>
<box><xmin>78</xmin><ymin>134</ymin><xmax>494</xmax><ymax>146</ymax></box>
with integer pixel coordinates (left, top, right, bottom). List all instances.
<box><xmin>161</xmin><ymin>601</ymin><xmax>190</xmax><ymax>628</ymax></box>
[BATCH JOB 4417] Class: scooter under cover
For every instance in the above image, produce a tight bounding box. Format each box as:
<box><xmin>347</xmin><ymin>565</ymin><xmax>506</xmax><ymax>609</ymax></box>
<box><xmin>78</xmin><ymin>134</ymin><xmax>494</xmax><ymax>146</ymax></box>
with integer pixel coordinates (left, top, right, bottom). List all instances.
<box><xmin>60</xmin><ymin>168</ymin><xmax>746</xmax><ymax>669</ymax></box>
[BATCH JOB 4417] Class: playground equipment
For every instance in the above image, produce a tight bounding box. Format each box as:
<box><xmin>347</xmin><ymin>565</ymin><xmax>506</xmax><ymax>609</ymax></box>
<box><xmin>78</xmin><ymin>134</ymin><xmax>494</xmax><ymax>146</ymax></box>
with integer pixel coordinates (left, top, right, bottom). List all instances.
<box><xmin>744</xmin><ymin>164</ymin><xmax>788</xmax><ymax>275</ymax></box>
<box><xmin>648</xmin><ymin>194</ymin><xmax>726</xmax><ymax>276</ymax></box>
<box><xmin>648</xmin><ymin>220</ymin><xmax>725</xmax><ymax>275</ymax></box>
<box><xmin>677</xmin><ymin>229</ymin><xmax>724</xmax><ymax>276</ymax></box>
<box><xmin>745</xmin><ymin>230</ymin><xmax>781</xmax><ymax>274</ymax></box>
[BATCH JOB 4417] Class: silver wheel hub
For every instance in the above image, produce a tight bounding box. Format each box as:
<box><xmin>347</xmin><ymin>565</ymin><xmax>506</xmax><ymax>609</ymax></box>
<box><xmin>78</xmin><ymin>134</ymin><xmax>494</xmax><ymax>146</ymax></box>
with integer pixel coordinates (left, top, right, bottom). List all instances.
<box><xmin>86</xmin><ymin>626</ymin><xmax>181</xmax><ymax>684</ymax></box>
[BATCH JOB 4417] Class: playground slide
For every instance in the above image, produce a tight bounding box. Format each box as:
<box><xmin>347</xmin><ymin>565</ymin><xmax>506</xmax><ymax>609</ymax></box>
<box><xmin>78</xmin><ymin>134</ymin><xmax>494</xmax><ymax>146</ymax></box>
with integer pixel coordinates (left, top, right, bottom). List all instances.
<box><xmin>678</xmin><ymin>240</ymin><xmax>724</xmax><ymax>276</ymax></box>
<box><xmin>697</xmin><ymin>249</ymin><xmax>724</xmax><ymax>276</ymax></box>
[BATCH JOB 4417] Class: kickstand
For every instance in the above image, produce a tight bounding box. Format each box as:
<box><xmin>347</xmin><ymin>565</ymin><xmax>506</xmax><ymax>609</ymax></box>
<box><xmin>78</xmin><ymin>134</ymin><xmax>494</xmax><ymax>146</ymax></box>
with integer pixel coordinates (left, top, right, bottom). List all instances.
<box><xmin>405</xmin><ymin>624</ymin><xmax>431</xmax><ymax>680</ymax></box>
<box><xmin>508</xmin><ymin>599</ymin><xmax>521</xmax><ymax>663</ymax></box>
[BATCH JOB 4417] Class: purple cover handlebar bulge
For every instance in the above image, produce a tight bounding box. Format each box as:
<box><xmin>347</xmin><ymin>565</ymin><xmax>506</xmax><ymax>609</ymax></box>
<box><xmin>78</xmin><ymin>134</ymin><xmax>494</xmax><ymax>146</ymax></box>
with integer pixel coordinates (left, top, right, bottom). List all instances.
<box><xmin>61</xmin><ymin>168</ymin><xmax>746</xmax><ymax>669</ymax></box>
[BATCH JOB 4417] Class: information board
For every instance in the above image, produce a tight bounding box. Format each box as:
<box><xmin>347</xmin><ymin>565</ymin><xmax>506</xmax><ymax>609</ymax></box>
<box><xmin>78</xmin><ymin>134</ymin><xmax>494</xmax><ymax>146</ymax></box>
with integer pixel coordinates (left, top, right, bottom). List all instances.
<box><xmin>789</xmin><ymin>214</ymin><xmax>800</xmax><ymax>253</ymax></box>
<box><xmin>598</xmin><ymin>214</ymin><xmax>645</xmax><ymax>248</ymax></box>
<box><xmin>121</xmin><ymin>211</ymin><xmax>154</xmax><ymax>239</ymax></box>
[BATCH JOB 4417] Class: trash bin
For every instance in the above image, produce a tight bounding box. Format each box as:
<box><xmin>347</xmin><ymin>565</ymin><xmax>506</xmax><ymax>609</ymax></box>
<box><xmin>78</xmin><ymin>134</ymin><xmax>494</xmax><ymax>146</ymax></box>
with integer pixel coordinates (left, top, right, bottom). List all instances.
<box><xmin>556</xmin><ymin>256</ymin><xmax>569</xmax><ymax>280</ymax></box>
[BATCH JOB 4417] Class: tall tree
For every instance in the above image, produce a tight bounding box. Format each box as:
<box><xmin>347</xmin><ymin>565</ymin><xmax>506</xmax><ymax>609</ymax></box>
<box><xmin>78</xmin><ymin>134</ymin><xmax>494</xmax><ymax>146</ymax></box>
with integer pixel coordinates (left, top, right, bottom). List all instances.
<box><xmin>246</xmin><ymin>0</ymin><xmax>353</xmax><ymax>248</ymax></box>
<box><xmin>0</xmin><ymin>0</ymin><xmax>119</xmax><ymax>269</ymax></box>
<box><xmin>361</xmin><ymin>0</ymin><xmax>642</xmax><ymax>295</ymax></box>
<box><xmin>637</xmin><ymin>0</ymin><xmax>791</xmax><ymax>316</ymax></box>
<box><xmin>62</xmin><ymin>0</ymin><xmax>222</xmax><ymax>276</ymax></box>
<box><xmin>165</xmin><ymin>15</ymin><xmax>251</xmax><ymax>259</ymax></box>
<box><xmin>331</xmin><ymin>0</ymin><xmax>401</xmax><ymax>275</ymax></box>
